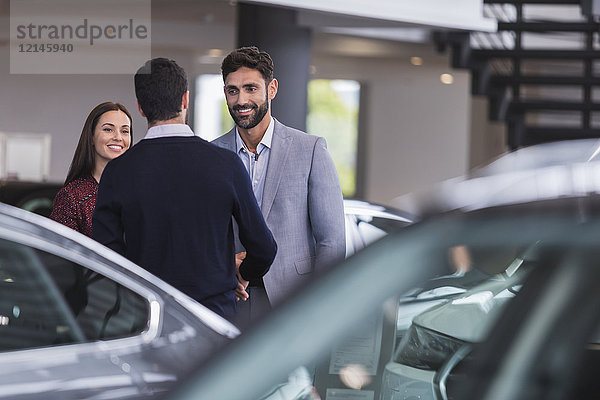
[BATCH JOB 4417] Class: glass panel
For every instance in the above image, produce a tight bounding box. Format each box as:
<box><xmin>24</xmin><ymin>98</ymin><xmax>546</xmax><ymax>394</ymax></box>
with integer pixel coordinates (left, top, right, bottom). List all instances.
<box><xmin>0</xmin><ymin>239</ymin><xmax>148</xmax><ymax>352</ymax></box>
<box><xmin>0</xmin><ymin>240</ymin><xmax>83</xmax><ymax>350</ymax></box>
<box><xmin>525</xmin><ymin>111</ymin><xmax>581</xmax><ymax>127</ymax></box>
<box><xmin>307</xmin><ymin>79</ymin><xmax>360</xmax><ymax>198</ymax></box>
<box><xmin>194</xmin><ymin>74</ymin><xmax>234</xmax><ymax>141</ymax></box>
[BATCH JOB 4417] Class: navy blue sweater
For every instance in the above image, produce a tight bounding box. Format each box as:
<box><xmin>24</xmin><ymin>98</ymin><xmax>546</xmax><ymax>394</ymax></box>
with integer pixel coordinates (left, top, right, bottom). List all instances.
<box><xmin>92</xmin><ymin>135</ymin><xmax>277</xmax><ymax>319</ymax></box>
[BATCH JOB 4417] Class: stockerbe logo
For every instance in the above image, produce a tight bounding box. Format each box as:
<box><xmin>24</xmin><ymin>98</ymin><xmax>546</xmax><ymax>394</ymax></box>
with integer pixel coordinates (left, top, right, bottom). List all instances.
<box><xmin>9</xmin><ymin>0</ymin><xmax>151</xmax><ymax>74</ymax></box>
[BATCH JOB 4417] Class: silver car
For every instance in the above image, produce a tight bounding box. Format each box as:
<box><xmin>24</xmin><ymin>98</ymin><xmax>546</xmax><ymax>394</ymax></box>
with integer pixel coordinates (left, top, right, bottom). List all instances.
<box><xmin>343</xmin><ymin>199</ymin><xmax>413</xmax><ymax>257</ymax></box>
<box><xmin>0</xmin><ymin>203</ymin><xmax>239</xmax><ymax>399</ymax></box>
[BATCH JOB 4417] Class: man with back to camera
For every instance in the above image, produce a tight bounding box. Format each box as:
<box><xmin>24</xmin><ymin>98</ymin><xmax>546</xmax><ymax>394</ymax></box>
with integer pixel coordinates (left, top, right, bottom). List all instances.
<box><xmin>212</xmin><ymin>46</ymin><xmax>345</xmax><ymax>326</ymax></box>
<box><xmin>92</xmin><ymin>57</ymin><xmax>277</xmax><ymax>321</ymax></box>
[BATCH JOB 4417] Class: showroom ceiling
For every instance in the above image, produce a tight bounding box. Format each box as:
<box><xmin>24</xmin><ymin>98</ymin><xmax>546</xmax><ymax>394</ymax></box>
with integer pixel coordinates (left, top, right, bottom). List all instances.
<box><xmin>3</xmin><ymin>0</ymin><xmax>595</xmax><ymax>148</ymax></box>
<box><xmin>438</xmin><ymin>0</ymin><xmax>600</xmax><ymax>148</ymax></box>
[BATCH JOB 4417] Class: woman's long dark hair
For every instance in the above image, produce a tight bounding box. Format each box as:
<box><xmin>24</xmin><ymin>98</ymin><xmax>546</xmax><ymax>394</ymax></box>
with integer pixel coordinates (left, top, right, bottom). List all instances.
<box><xmin>65</xmin><ymin>102</ymin><xmax>133</xmax><ymax>186</ymax></box>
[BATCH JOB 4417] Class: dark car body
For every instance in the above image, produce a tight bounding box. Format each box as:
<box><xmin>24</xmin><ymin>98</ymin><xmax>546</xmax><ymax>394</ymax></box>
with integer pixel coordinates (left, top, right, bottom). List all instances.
<box><xmin>162</xmin><ymin>139</ymin><xmax>600</xmax><ymax>400</ymax></box>
<box><xmin>0</xmin><ymin>180</ymin><xmax>61</xmax><ymax>217</ymax></box>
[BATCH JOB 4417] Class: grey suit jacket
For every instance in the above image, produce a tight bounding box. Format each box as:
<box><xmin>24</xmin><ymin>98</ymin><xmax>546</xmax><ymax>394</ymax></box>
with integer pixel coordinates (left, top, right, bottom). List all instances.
<box><xmin>213</xmin><ymin>119</ymin><xmax>346</xmax><ymax>304</ymax></box>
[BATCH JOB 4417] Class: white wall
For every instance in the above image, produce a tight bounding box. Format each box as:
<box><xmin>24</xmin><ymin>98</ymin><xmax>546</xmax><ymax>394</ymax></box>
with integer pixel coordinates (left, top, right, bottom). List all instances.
<box><xmin>0</xmin><ymin>47</ymin><xmax>141</xmax><ymax>182</ymax></box>
<box><xmin>313</xmin><ymin>54</ymin><xmax>471</xmax><ymax>205</ymax></box>
<box><xmin>0</xmin><ymin>8</ymin><xmax>503</xmax><ymax>204</ymax></box>
<box><xmin>469</xmin><ymin>96</ymin><xmax>508</xmax><ymax>169</ymax></box>
<box><xmin>0</xmin><ymin>8</ymin><xmax>234</xmax><ymax>183</ymax></box>
<box><xmin>0</xmin><ymin>43</ymin><xmax>225</xmax><ymax>182</ymax></box>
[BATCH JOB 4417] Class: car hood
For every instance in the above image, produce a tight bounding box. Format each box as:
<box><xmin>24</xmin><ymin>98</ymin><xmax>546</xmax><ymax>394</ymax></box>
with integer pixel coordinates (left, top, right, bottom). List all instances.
<box><xmin>412</xmin><ymin>276</ymin><xmax>520</xmax><ymax>343</ymax></box>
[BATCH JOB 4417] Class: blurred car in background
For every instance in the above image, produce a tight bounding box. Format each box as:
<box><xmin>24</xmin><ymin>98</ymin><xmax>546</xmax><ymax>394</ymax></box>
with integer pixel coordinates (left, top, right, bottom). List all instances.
<box><xmin>163</xmin><ymin>138</ymin><xmax>600</xmax><ymax>400</ymax></box>
<box><xmin>0</xmin><ymin>180</ymin><xmax>61</xmax><ymax>217</ymax></box>
<box><xmin>343</xmin><ymin>199</ymin><xmax>413</xmax><ymax>257</ymax></box>
<box><xmin>383</xmin><ymin>244</ymin><xmax>539</xmax><ymax>399</ymax></box>
<box><xmin>438</xmin><ymin>238</ymin><xmax>600</xmax><ymax>400</ymax></box>
<box><xmin>0</xmin><ymin>203</ymin><xmax>238</xmax><ymax>399</ymax></box>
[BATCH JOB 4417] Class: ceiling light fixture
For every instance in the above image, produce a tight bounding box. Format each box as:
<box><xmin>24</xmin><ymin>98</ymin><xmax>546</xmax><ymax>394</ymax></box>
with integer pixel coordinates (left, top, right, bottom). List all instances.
<box><xmin>440</xmin><ymin>73</ymin><xmax>454</xmax><ymax>84</ymax></box>
<box><xmin>410</xmin><ymin>56</ymin><xmax>423</xmax><ymax>66</ymax></box>
<box><xmin>207</xmin><ymin>49</ymin><xmax>223</xmax><ymax>57</ymax></box>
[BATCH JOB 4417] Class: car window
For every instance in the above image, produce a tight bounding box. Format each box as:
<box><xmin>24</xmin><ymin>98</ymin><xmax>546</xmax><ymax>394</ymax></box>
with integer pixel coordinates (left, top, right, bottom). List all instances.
<box><xmin>0</xmin><ymin>238</ymin><xmax>148</xmax><ymax>352</ymax></box>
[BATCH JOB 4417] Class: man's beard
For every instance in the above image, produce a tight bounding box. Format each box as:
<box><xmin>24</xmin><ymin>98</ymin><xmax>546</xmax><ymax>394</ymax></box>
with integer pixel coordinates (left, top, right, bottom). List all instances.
<box><xmin>229</xmin><ymin>98</ymin><xmax>269</xmax><ymax>129</ymax></box>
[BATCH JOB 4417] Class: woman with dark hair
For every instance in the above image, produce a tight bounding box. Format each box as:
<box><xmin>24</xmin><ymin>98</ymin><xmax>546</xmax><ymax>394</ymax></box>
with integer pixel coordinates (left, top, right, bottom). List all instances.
<box><xmin>50</xmin><ymin>102</ymin><xmax>132</xmax><ymax>236</ymax></box>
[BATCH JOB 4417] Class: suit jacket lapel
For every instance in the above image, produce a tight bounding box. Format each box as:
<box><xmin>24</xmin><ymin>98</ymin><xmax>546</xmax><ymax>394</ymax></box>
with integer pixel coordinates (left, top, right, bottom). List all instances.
<box><xmin>262</xmin><ymin>120</ymin><xmax>292</xmax><ymax>219</ymax></box>
<box><xmin>220</xmin><ymin>128</ymin><xmax>237</xmax><ymax>152</ymax></box>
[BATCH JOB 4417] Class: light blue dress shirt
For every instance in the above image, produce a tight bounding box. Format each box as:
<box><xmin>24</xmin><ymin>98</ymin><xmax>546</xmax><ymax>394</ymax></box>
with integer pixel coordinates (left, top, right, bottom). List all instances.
<box><xmin>235</xmin><ymin>117</ymin><xmax>274</xmax><ymax>208</ymax></box>
<box><xmin>143</xmin><ymin>123</ymin><xmax>195</xmax><ymax>139</ymax></box>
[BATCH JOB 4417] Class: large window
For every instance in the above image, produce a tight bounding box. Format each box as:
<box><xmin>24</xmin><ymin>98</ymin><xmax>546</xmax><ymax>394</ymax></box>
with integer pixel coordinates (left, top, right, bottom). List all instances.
<box><xmin>307</xmin><ymin>79</ymin><xmax>360</xmax><ymax>198</ymax></box>
<box><xmin>195</xmin><ymin>75</ymin><xmax>360</xmax><ymax>197</ymax></box>
<box><xmin>195</xmin><ymin>74</ymin><xmax>233</xmax><ymax>141</ymax></box>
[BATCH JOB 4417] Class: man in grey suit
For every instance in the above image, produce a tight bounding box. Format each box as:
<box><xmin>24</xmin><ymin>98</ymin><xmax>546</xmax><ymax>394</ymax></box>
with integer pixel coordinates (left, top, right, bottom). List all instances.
<box><xmin>213</xmin><ymin>46</ymin><xmax>345</xmax><ymax>326</ymax></box>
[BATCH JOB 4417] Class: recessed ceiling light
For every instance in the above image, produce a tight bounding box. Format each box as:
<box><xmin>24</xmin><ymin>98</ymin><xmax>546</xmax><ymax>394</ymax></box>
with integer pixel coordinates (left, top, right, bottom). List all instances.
<box><xmin>440</xmin><ymin>73</ymin><xmax>454</xmax><ymax>84</ymax></box>
<box><xmin>410</xmin><ymin>56</ymin><xmax>423</xmax><ymax>66</ymax></box>
<box><xmin>207</xmin><ymin>49</ymin><xmax>223</xmax><ymax>57</ymax></box>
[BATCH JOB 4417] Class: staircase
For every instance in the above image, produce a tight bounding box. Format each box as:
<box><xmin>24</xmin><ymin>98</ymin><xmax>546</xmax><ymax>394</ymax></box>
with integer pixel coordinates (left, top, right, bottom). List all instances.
<box><xmin>435</xmin><ymin>0</ymin><xmax>600</xmax><ymax>149</ymax></box>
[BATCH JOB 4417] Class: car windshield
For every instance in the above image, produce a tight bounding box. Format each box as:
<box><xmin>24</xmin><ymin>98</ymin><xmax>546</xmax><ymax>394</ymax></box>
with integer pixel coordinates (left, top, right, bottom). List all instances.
<box><xmin>166</xmin><ymin>195</ymin><xmax>600</xmax><ymax>400</ymax></box>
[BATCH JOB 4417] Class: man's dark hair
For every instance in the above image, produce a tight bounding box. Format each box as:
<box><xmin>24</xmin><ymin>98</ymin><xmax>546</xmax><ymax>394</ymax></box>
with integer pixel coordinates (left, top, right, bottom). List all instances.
<box><xmin>221</xmin><ymin>46</ymin><xmax>274</xmax><ymax>84</ymax></box>
<box><xmin>134</xmin><ymin>58</ymin><xmax>188</xmax><ymax>124</ymax></box>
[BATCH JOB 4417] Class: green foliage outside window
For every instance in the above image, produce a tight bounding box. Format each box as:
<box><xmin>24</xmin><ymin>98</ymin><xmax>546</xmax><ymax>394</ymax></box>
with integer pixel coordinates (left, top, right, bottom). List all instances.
<box><xmin>221</xmin><ymin>102</ymin><xmax>234</xmax><ymax>134</ymax></box>
<box><xmin>307</xmin><ymin>79</ymin><xmax>359</xmax><ymax>198</ymax></box>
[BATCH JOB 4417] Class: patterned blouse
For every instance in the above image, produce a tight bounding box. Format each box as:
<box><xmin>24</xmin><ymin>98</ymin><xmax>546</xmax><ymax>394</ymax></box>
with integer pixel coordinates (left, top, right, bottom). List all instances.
<box><xmin>50</xmin><ymin>175</ymin><xmax>98</xmax><ymax>237</ymax></box>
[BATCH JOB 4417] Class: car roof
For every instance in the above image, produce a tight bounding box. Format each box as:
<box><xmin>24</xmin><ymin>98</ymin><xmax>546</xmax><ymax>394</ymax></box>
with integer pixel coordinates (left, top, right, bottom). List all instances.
<box><xmin>393</xmin><ymin>139</ymin><xmax>600</xmax><ymax>218</ymax></box>
<box><xmin>343</xmin><ymin>198</ymin><xmax>415</xmax><ymax>223</ymax></box>
<box><xmin>471</xmin><ymin>138</ymin><xmax>600</xmax><ymax>177</ymax></box>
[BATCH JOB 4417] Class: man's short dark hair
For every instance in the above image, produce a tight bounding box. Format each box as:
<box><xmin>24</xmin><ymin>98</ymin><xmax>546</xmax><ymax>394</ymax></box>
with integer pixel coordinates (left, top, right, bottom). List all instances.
<box><xmin>134</xmin><ymin>58</ymin><xmax>188</xmax><ymax>124</ymax></box>
<box><xmin>221</xmin><ymin>46</ymin><xmax>274</xmax><ymax>84</ymax></box>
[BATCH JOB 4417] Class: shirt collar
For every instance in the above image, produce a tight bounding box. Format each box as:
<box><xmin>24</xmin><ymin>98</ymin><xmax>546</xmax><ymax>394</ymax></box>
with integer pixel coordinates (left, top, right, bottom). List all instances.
<box><xmin>235</xmin><ymin>117</ymin><xmax>274</xmax><ymax>153</ymax></box>
<box><xmin>144</xmin><ymin>124</ymin><xmax>195</xmax><ymax>139</ymax></box>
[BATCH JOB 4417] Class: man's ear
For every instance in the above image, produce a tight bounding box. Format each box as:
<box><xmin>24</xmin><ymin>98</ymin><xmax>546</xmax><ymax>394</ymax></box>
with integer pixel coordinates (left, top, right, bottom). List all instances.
<box><xmin>136</xmin><ymin>101</ymin><xmax>146</xmax><ymax>118</ymax></box>
<box><xmin>182</xmin><ymin>91</ymin><xmax>190</xmax><ymax>110</ymax></box>
<box><xmin>268</xmin><ymin>79</ymin><xmax>278</xmax><ymax>100</ymax></box>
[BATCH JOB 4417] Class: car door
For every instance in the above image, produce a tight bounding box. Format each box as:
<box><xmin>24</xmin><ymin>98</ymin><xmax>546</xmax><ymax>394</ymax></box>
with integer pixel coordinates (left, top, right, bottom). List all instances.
<box><xmin>0</xmin><ymin>236</ymin><xmax>156</xmax><ymax>399</ymax></box>
<box><xmin>0</xmin><ymin>206</ymin><xmax>236</xmax><ymax>400</ymax></box>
